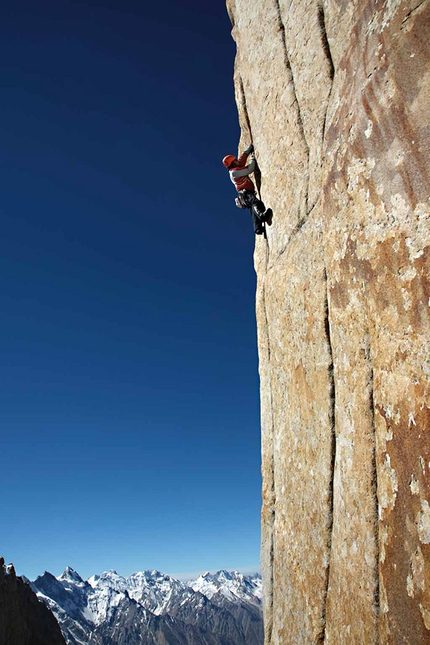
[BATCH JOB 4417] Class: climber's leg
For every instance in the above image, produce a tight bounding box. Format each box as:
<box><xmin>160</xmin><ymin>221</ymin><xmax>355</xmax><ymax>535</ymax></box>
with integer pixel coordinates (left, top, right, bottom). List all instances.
<box><xmin>248</xmin><ymin>193</ymin><xmax>266</xmax><ymax>218</ymax></box>
<box><xmin>240</xmin><ymin>190</ymin><xmax>266</xmax><ymax>235</ymax></box>
<box><xmin>251</xmin><ymin>208</ymin><xmax>264</xmax><ymax>235</ymax></box>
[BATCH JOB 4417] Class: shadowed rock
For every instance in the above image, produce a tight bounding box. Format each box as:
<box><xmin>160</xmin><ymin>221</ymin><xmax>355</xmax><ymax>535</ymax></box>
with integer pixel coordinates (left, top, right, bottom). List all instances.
<box><xmin>0</xmin><ymin>557</ymin><xmax>66</xmax><ymax>645</ymax></box>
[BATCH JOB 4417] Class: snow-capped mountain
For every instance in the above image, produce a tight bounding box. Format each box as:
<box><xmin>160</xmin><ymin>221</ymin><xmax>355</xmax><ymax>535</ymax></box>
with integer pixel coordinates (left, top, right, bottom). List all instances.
<box><xmin>191</xmin><ymin>570</ymin><xmax>262</xmax><ymax>605</ymax></box>
<box><xmin>32</xmin><ymin>567</ymin><xmax>263</xmax><ymax>645</ymax></box>
<box><xmin>88</xmin><ymin>569</ymin><xmax>190</xmax><ymax>616</ymax></box>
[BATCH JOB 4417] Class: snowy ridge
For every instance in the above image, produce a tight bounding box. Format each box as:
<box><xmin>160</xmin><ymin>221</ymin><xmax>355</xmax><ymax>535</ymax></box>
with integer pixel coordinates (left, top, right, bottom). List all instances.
<box><xmin>32</xmin><ymin>566</ymin><xmax>263</xmax><ymax>644</ymax></box>
<box><xmin>190</xmin><ymin>570</ymin><xmax>262</xmax><ymax>604</ymax></box>
<box><xmin>88</xmin><ymin>569</ymin><xmax>188</xmax><ymax>616</ymax></box>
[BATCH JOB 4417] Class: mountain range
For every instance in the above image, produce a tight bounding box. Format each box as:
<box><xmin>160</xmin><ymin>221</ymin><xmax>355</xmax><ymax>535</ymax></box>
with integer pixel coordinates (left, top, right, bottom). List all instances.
<box><xmin>31</xmin><ymin>567</ymin><xmax>263</xmax><ymax>644</ymax></box>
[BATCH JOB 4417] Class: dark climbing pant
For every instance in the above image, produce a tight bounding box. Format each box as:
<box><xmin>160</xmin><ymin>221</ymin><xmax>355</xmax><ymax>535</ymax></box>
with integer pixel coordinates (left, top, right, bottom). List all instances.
<box><xmin>238</xmin><ymin>190</ymin><xmax>266</xmax><ymax>234</ymax></box>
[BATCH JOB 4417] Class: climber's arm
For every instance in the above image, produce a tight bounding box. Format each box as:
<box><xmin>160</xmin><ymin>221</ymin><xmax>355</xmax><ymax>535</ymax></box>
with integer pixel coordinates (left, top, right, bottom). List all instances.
<box><xmin>235</xmin><ymin>143</ymin><xmax>254</xmax><ymax>167</ymax></box>
<box><xmin>230</xmin><ymin>158</ymin><xmax>256</xmax><ymax>178</ymax></box>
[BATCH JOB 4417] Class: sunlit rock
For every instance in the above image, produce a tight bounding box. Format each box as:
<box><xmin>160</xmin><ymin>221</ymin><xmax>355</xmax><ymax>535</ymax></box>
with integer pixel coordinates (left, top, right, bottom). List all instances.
<box><xmin>226</xmin><ymin>0</ymin><xmax>430</xmax><ymax>642</ymax></box>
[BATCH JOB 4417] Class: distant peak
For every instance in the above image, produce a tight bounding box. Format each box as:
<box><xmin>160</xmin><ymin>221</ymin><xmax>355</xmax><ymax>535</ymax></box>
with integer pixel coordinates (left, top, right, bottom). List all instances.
<box><xmin>59</xmin><ymin>566</ymin><xmax>83</xmax><ymax>583</ymax></box>
<box><xmin>96</xmin><ymin>570</ymin><xmax>120</xmax><ymax>579</ymax></box>
<box><xmin>34</xmin><ymin>571</ymin><xmax>57</xmax><ymax>583</ymax></box>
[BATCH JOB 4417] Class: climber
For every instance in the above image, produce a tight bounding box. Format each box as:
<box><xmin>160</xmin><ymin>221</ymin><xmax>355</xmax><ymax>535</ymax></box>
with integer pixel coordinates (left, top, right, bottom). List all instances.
<box><xmin>222</xmin><ymin>143</ymin><xmax>272</xmax><ymax>235</ymax></box>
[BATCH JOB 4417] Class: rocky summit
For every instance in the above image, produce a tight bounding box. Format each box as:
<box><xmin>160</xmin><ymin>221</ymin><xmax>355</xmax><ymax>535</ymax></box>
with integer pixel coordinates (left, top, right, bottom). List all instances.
<box><xmin>0</xmin><ymin>557</ymin><xmax>66</xmax><ymax>645</ymax></box>
<box><xmin>226</xmin><ymin>0</ymin><xmax>430</xmax><ymax>643</ymax></box>
<box><xmin>31</xmin><ymin>566</ymin><xmax>263</xmax><ymax>645</ymax></box>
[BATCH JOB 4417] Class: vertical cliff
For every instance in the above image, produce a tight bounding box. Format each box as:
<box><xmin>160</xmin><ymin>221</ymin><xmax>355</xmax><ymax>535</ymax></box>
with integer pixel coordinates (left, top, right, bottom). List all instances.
<box><xmin>226</xmin><ymin>1</ymin><xmax>430</xmax><ymax>642</ymax></box>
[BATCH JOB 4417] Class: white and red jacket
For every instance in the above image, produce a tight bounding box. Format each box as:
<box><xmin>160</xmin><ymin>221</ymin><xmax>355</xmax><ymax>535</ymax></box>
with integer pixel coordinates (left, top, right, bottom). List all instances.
<box><xmin>229</xmin><ymin>151</ymin><xmax>256</xmax><ymax>193</ymax></box>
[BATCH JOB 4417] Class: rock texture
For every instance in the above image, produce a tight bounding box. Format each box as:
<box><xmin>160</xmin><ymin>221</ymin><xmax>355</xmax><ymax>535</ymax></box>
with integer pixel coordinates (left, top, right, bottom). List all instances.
<box><xmin>226</xmin><ymin>0</ymin><xmax>430</xmax><ymax>643</ymax></box>
<box><xmin>0</xmin><ymin>557</ymin><xmax>66</xmax><ymax>645</ymax></box>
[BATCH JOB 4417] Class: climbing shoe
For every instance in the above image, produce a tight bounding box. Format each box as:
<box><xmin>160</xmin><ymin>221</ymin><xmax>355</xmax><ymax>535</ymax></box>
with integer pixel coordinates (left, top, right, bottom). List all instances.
<box><xmin>263</xmin><ymin>208</ymin><xmax>273</xmax><ymax>226</ymax></box>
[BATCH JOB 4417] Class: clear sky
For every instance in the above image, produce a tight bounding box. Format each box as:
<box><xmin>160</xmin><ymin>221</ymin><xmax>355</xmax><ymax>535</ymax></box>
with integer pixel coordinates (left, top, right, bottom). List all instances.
<box><xmin>1</xmin><ymin>0</ymin><xmax>262</xmax><ymax>581</ymax></box>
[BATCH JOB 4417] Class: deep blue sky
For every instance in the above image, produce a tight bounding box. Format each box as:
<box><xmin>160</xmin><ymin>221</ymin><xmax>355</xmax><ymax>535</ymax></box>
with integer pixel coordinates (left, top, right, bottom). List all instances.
<box><xmin>0</xmin><ymin>0</ymin><xmax>262</xmax><ymax>581</ymax></box>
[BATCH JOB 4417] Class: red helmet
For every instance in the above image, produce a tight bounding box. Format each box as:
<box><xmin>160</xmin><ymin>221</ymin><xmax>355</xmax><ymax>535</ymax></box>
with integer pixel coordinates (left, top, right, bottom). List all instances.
<box><xmin>222</xmin><ymin>155</ymin><xmax>236</xmax><ymax>169</ymax></box>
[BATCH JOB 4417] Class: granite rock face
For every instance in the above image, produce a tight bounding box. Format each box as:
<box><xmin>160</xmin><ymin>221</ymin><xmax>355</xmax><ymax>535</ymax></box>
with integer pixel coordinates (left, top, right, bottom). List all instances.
<box><xmin>226</xmin><ymin>1</ymin><xmax>430</xmax><ymax>643</ymax></box>
<box><xmin>0</xmin><ymin>557</ymin><xmax>66</xmax><ymax>645</ymax></box>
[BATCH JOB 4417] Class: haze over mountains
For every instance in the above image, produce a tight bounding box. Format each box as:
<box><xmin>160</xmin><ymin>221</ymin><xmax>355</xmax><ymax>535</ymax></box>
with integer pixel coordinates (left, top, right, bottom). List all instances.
<box><xmin>31</xmin><ymin>566</ymin><xmax>263</xmax><ymax>644</ymax></box>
